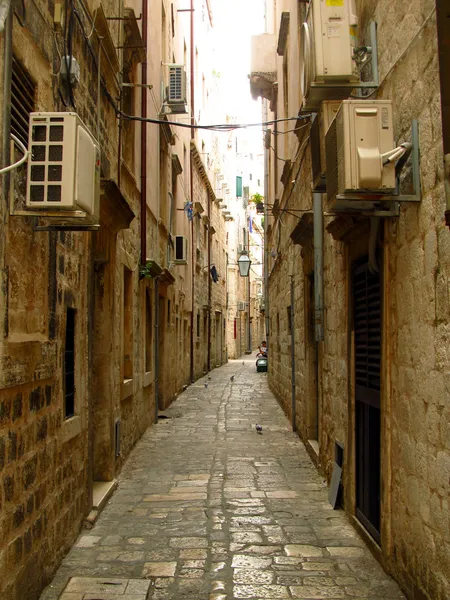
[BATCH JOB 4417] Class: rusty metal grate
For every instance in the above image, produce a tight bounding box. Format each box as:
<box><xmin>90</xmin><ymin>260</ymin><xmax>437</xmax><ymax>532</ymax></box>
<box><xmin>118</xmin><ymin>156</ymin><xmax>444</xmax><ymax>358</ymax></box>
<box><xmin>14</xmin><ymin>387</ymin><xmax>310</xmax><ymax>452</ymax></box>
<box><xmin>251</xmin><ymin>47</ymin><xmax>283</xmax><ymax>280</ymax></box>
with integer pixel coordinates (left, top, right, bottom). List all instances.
<box><xmin>11</xmin><ymin>56</ymin><xmax>35</xmax><ymax>146</ymax></box>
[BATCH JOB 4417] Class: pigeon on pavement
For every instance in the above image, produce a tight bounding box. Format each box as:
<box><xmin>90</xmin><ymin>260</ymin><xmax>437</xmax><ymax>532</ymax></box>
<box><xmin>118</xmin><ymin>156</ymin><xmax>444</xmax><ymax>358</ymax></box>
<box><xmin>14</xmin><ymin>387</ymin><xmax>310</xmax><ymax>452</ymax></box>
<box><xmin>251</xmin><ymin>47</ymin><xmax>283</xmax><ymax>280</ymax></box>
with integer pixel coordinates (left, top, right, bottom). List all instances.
<box><xmin>204</xmin><ymin>383</ymin><xmax>208</xmax><ymax>388</ymax></box>
<box><xmin>230</xmin><ymin>375</ymin><xmax>235</xmax><ymax>382</ymax></box>
<box><xmin>242</xmin><ymin>361</ymin><xmax>245</xmax><ymax>365</ymax></box>
<box><xmin>256</xmin><ymin>424</ymin><xmax>263</xmax><ymax>434</ymax></box>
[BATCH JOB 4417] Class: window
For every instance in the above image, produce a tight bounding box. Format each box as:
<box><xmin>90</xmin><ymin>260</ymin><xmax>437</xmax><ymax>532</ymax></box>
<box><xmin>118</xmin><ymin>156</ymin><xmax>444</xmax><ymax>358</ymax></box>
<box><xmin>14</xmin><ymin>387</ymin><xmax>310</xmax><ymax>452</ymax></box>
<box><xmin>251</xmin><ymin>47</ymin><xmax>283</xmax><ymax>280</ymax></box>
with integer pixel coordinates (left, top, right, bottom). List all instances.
<box><xmin>11</xmin><ymin>56</ymin><xmax>35</xmax><ymax>146</ymax></box>
<box><xmin>123</xmin><ymin>267</ymin><xmax>133</xmax><ymax>379</ymax></box>
<box><xmin>145</xmin><ymin>289</ymin><xmax>152</xmax><ymax>372</ymax></box>
<box><xmin>249</xmin><ymin>173</ymin><xmax>253</xmax><ymax>181</ymax></box>
<box><xmin>64</xmin><ymin>308</ymin><xmax>76</xmax><ymax>419</ymax></box>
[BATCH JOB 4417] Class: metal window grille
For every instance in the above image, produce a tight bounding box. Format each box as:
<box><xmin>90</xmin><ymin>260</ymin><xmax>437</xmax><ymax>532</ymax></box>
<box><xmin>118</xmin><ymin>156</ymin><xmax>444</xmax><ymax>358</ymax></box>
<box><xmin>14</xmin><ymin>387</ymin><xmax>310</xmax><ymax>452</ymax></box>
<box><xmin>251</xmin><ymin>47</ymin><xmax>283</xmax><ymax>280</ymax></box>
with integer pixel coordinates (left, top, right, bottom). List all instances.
<box><xmin>11</xmin><ymin>56</ymin><xmax>35</xmax><ymax>146</ymax></box>
<box><xmin>64</xmin><ymin>308</ymin><xmax>76</xmax><ymax>419</ymax></box>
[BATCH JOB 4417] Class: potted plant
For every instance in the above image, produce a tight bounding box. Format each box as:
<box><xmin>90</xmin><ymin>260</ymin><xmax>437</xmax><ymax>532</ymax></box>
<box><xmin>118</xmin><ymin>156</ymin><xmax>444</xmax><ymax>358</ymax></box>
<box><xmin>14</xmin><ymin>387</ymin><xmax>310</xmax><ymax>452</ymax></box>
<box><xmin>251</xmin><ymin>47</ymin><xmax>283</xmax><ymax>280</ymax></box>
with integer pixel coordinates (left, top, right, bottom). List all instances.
<box><xmin>252</xmin><ymin>193</ymin><xmax>264</xmax><ymax>214</ymax></box>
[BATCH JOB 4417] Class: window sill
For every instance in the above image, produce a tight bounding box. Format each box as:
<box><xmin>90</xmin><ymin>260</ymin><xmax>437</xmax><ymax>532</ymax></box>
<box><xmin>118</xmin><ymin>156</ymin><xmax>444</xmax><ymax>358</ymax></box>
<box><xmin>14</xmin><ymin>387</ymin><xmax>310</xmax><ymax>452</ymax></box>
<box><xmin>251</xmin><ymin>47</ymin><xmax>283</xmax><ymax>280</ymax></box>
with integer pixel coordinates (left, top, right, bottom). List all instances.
<box><xmin>61</xmin><ymin>415</ymin><xmax>82</xmax><ymax>443</ymax></box>
<box><xmin>121</xmin><ymin>378</ymin><xmax>134</xmax><ymax>401</ymax></box>
<box><xmin>143</xmin><ymin>371</ymin><xmax>153</xmax><ymax>388</ymax></box>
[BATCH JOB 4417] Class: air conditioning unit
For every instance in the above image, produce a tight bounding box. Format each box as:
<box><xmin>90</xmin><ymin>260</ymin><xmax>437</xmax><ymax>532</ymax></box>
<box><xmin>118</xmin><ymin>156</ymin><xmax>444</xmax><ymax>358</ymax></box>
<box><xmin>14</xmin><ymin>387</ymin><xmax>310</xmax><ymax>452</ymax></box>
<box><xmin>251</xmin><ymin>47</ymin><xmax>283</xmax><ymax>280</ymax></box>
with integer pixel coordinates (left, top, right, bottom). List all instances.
<box><xmin>301</xmin><ymin>0</ymin><xmax>359</xmax><ymax>110</ymax></box>
<box><xmin>325</xmin><ymin>100</ymin><xmax>396</xmax><ymax>211</ymax></box>
<box><xmin>238</xmin><ymin>301</ymin><xmax>246</xmax><ymax>311</ymax></box>
<box><xmin>26</xmin><ymin>112</ymin><xmax>100</xmax><ymax>215</ymax></box>
<box><xmin>168</xmin><ymin>65</ymin><xmax>188</xmax><ymax>114</ymax></box>
<box><xmin>174</xmin><ymin>235</ymin><xmax>188</xmax><ymax>264</ymax></box>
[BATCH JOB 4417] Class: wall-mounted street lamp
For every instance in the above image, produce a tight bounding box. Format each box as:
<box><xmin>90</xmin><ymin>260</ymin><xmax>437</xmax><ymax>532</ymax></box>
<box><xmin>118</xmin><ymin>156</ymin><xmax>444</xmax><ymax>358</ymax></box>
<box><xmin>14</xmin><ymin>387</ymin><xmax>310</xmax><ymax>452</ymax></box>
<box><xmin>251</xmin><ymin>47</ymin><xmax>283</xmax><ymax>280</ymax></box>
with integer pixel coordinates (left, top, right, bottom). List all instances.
<box><xmin>237</xmin><ymin>253</ymin><xmax>252</xmax><ymax>353</ymax></box>
<box><xmin>237</xmin><ymin>253</ymin><xmax>251</xmax><ymax>277</ymax></box>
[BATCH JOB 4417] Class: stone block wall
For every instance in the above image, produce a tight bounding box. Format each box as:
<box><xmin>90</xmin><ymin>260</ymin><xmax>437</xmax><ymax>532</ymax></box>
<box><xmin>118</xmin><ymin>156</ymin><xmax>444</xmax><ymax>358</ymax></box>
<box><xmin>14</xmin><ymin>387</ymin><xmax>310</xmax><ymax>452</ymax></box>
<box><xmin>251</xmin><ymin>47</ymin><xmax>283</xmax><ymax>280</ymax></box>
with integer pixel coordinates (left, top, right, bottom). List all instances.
<box><xmin>265</xmin><ymin>1</ymin><xmax>450</xmax><ymax>599</ymax></box>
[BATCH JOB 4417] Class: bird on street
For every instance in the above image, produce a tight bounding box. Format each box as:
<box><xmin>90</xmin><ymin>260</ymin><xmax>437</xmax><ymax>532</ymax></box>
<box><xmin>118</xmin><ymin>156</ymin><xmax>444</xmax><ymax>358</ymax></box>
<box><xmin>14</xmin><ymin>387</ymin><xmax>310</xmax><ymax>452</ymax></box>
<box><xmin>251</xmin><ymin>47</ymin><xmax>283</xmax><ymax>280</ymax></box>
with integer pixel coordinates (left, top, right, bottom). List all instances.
<box><xmin>204</xmin><ymin>383</ymin><xmax>208</xmax><ymax>388</ymax></box>
<box><xmin>208</xmin><ymin>376</ymin><xmax>212</xmax><ymax>380</ymax></box>
<box><xmin>256</xmin><ymin>424</ymin><xmax>263</xmax><ymax>434</ymax></box>
<box><xmin>230</xmin><ymin>375</ymin><xmax>235</xmax><ymax>382</ymax></box>
<box><xmin>242</xmin><ymin>361</ymin><xmax>245</xmax><ymax>365</ymax></box>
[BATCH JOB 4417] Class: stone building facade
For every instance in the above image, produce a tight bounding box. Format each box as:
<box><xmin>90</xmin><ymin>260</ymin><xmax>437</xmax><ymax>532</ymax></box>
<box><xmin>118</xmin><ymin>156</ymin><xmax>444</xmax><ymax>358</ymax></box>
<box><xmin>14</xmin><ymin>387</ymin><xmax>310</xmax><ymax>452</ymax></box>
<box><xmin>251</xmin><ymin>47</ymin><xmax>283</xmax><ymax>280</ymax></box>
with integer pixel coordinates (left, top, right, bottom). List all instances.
<box><xmin>252</xmin><ymin>1</ymin><xmax>450</xmax><ymax>599</ymax></box>
<box><xmin>0</xmin><ymin>1</ymin><xmax>231</xmax><ymax>599</ymax></box>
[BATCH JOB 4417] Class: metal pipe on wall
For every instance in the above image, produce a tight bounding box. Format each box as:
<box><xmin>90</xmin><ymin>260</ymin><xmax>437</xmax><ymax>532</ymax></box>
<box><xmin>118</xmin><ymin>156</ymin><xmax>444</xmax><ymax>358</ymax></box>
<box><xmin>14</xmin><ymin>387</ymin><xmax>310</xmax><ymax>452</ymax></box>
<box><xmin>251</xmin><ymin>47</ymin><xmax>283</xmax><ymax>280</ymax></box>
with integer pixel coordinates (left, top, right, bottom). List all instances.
<box><xmin>263</xmin><ymin>98</ymin><xmax>270</xmax><ymax>348</ymax></box>
<box><xmin>154</xmin><ymin>279</ymin><xmax>159</xmax><ymax>422</ymax></box>
<box><xmin>313</xmin><ymin>192</ymin><xmax>324</xmax><ymax>342</ymax></box>
<box><xmin>207</xmin><ymin>191</ymin><xmax>211</xmax><ymax>371</ymax></box>
<box><xmin>140</xmin><ymin>0</ymin><xmax>148</xmax><ymax>264</ymax></box>
<box><xmin>435</xmin><ymin>0</ymin><xmax>450</xmax><ymax>227</ymax></box>
<box><xmin>290</xmin><ymin>275</ymin><xmax>296</xmax><ymax>432</ymax></box>
<box><xmin>247</xmin><ymin>271</ymin><xmax>251</xmax><ymax>353</ymax></box>
<box><xmin>189</xmin><ymin>0</ymin><xmax>195</xmax><ymax>382</ymax></box>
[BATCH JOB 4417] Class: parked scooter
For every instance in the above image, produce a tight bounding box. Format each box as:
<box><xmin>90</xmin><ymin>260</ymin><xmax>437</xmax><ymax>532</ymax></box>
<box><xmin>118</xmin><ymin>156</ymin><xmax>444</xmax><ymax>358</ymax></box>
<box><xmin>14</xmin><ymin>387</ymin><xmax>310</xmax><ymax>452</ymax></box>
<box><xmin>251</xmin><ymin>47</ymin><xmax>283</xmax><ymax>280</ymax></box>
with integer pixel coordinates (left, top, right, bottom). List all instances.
<box><xmin>256</xmin><ymin>341</ymin><xmax>268</xmax><ymax>372</ymax></box>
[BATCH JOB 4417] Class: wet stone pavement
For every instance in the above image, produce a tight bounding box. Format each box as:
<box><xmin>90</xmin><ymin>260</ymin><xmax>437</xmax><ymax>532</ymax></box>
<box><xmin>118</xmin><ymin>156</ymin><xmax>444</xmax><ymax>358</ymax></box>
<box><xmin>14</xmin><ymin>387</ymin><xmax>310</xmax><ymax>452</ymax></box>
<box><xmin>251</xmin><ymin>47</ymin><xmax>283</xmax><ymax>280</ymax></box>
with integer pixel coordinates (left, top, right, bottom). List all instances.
<box><xmin>40</xmin><ymin>356</ymin><xmax>406</xmax><ymax>600</ymax></box>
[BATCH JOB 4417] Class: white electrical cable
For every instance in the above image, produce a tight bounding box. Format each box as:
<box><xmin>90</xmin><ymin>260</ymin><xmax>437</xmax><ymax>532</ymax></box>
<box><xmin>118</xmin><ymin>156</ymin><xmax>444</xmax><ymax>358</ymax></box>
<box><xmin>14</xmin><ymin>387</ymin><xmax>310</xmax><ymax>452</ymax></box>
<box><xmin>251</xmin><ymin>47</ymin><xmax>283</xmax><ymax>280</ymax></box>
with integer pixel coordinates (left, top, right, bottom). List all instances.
<box><xmin>0</xmin><ymin>134</ymin><xmax>30</xmax><ymax>175</ymax></box>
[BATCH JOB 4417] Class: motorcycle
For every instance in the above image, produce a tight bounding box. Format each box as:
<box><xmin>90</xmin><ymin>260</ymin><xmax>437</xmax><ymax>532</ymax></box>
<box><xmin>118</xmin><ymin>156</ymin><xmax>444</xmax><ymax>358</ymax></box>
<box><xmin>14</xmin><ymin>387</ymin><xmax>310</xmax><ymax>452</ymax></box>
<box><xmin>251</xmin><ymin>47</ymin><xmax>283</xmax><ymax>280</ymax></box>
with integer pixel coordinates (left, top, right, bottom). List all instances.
<box><xmin>256</xmin><ymin>351</ymin><xmax>268</xmax><ymax>372</ymax></box>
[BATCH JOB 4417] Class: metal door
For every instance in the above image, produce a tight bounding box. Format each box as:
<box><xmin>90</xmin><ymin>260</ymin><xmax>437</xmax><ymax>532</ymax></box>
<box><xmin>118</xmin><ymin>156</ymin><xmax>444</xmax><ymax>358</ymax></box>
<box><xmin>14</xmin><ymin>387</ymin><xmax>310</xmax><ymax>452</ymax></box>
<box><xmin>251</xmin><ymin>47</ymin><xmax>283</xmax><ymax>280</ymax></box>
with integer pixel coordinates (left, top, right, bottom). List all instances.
<box><xmin>353</xmin><ymin>260</ymin><xmax>381</xmax><ymax>543</ymax></box>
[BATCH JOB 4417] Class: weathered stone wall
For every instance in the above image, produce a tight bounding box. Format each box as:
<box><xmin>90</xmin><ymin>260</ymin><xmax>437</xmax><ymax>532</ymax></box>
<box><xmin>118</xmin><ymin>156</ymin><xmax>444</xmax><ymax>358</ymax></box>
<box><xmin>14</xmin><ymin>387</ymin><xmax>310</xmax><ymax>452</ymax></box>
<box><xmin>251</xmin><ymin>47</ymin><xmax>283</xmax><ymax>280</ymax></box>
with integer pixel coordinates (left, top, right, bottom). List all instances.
<box><xmin>363</xmin><ymin>4</ymin><xmax>449</xmax><ymax>599</ymax></box>
<box><xmin>265</xmin><ymin>1</ymin><xmax>450</xmax><ymax>599</ymax></box>
<box><xmin>0</xmin><ymin>2</ymin><xmax>146</xmax><ymax>599</ymax></box>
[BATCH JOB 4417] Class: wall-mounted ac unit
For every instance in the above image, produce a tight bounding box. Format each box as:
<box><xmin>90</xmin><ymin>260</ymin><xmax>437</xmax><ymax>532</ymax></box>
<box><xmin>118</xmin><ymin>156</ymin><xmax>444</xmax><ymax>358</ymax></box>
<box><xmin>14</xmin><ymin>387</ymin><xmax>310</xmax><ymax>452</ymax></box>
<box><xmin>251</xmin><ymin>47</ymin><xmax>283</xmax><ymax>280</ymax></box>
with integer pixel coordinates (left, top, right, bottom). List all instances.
<box><xmin>168</xmin><ymin>65</ymin><xmax>188</xmax><ymax>114</ymax></box>
<box><xmin>26</xmin><ymin>112</ymin><xmax>100</xmax><ymax>215</ymax></box>
<box><xmin>238</xmin><ymin>301</ymin><xmax>246</xmax><ymax>311</ymax></box>
<box><xmin>301</xmin><ymin>0</ymin><xmax>359</xmax><ymax>110</ymax></box>
<box><xmin>325</xmin><ymin>100</ymin><xmax>396</xmax><ymax>211</ymax></box>
<box><xmin>174</xmin><ymin>235</ymin><xmax>188</xmax><ymax>264</ymax></box>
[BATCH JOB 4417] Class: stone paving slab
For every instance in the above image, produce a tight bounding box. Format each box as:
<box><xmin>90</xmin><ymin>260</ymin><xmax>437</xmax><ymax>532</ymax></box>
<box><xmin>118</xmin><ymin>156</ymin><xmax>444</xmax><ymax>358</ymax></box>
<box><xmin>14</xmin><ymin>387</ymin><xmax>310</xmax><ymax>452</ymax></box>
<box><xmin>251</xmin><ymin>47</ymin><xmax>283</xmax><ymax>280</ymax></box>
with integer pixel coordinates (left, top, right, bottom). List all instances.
<box><xmin>40</xmin><ymin>356</ymin><xmax>406</xmax><ymax>600</ymax></box>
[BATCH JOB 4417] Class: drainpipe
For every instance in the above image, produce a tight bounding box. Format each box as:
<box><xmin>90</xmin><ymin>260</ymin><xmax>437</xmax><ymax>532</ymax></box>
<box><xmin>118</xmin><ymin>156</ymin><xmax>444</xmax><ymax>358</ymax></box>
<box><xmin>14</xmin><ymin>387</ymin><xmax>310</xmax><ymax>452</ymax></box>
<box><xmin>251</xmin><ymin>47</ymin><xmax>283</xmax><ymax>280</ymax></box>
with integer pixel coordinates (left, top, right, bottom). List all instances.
<box><xmin>290</xmin><ymin>274</ymin><xmax>296</xmax><ymax>432</ymax></box>
<box><xmin>207</xmin><ymin>191</ymin><xmax>211</xmax><ymax>371</ymax></box>
<box><xmin>435</xmin><ymin>0</ymin><xmax>450</xmax><ymax>227</ymax></box>
<box><xmin>168</xmin><ymin>191</ymin><xmax>175</xmax><ymax>263</ymax></box>
<box><xmin>263</xmin><ymin>98</ymin><xmax>270</xmax><ymax>348</ymax></box>
<box><xmin>154</xmin><ymin>278</ymin><xmax>159</xmax><ymax>421</ymax></box>
<box><xmin>140</xmin><ymin>0</ymin><xmax>148</xmax><ymax>265</ymax></box>
<box><xmin>313</xmin><ymin>192</ymin><xmax>324</xmax><ymax>342</ymax></box>
<box><xmin>445</xmin><ymin>155</ymin><xmax>450</xmax><ymax>228</ymax></box>
<box><xmin>189</xmin><ymin>0</ymin><xmax>195</xmax><ymax>382</ymax></box>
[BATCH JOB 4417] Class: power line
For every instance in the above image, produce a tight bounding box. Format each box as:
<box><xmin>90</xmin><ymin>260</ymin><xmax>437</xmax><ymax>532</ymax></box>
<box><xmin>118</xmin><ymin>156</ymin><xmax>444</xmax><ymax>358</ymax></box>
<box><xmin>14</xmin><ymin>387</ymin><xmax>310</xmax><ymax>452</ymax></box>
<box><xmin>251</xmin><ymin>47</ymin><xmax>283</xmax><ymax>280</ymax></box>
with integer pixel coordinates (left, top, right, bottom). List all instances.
<box><xmin>117</xmin><ymin>110</ymin><xmax>312</xmax><ymax>132</ymax></box>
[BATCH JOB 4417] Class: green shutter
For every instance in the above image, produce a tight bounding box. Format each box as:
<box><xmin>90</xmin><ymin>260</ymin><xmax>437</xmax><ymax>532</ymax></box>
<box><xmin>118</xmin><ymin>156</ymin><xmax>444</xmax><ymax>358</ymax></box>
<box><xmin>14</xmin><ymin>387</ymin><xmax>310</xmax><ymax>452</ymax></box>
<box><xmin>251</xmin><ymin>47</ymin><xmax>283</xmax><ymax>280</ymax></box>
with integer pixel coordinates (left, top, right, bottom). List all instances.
<box><xmin>236</xmin><ymin>176</ymin><xmax>243</xmax><ymax>197</ymax></box>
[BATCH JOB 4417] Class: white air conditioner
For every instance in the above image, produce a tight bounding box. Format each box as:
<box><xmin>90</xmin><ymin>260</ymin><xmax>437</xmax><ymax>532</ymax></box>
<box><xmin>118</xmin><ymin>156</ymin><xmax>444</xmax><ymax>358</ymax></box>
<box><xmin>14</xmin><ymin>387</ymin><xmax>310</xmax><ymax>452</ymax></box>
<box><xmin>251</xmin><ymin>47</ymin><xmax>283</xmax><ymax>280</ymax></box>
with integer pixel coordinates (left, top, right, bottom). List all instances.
<box><xmin>168</xmin><ymin>65</ymin><xmax>188</xmax><ymax>114</ymax></box>
<box><xmin>238</xmin><ymin>301</ymin><xmax>246</xmax><ymax>311</ymax></box>
<box><xmin>325</xmin><ymin>100</ymin><xmax>396</xmax><ymax>211</ymax></box>
<box><xmin>174</xmin><ymin>235</ymin><xmax>188</xmax><ymax>264</ymax></box>
<box><xmin>26</xmin><ymin>112</ymin><xmax>100</xmax><ymax>216</ymax></box>
<box><xmin>301</xmin><ymin>0</ymin><xmax>359</xmax><ymax>110</ymax></box>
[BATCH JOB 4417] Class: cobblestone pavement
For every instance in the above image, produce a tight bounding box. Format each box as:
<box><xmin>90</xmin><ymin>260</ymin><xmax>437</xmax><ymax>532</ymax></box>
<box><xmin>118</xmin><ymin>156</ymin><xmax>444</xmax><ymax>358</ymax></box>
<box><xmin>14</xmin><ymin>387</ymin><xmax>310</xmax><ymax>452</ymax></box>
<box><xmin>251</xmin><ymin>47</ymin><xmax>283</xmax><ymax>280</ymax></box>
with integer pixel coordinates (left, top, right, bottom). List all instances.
<box><xmin>40</xmin><ymin>356</ymin><xmax>406</xmax><ymax>600</ymax></box>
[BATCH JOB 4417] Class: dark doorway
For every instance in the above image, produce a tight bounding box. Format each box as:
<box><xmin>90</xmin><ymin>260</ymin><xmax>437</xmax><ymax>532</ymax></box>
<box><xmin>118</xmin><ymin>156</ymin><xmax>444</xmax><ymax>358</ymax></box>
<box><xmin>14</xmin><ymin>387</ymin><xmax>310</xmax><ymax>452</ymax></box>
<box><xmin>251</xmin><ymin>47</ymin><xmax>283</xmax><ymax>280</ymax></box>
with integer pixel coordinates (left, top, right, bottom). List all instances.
<box><xmin>353</xmin><ymin>259</ymin><xmax>381</xmax><ymax>544</ymax></box>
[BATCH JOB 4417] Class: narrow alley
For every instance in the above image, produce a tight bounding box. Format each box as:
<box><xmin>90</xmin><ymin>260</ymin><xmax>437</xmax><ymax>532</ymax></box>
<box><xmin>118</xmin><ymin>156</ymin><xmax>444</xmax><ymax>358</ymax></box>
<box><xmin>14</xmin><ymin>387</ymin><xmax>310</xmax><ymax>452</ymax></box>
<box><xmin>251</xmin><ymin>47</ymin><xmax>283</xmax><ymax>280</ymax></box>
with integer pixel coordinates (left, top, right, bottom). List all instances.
<box><xmin>40</xmin><ymin>357</ymin><xmax>405</xmax><ymax>600</ymax></box>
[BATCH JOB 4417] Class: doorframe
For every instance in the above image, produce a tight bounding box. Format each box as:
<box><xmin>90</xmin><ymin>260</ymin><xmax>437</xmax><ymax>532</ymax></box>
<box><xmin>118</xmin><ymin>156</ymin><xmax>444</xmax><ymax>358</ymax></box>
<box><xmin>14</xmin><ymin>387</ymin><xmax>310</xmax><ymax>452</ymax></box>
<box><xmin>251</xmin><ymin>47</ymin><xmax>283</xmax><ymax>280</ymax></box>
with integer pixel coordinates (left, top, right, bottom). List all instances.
<box><xmin>346</xmin><ymin>241</ymin><xmax>390</xmax><ymax>553</ymax></box>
